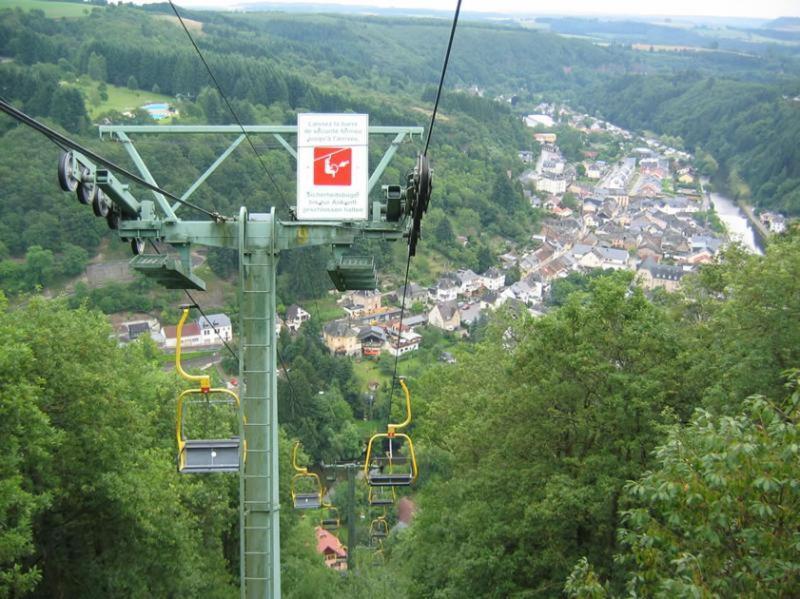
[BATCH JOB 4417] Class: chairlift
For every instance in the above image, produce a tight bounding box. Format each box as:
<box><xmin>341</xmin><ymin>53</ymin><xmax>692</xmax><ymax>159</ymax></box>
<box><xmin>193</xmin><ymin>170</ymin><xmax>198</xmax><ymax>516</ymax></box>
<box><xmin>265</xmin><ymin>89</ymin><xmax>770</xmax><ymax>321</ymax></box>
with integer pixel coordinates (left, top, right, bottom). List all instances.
<box><xmin>368</xmin><ymin>485</ymin><xmax>396</xmax><ymax>507</ymax></box>
<box><xmin>320</xmin><ymin>504</ymin><xmax>340</xmax><ymax>531</ymax></box>
<box><xmin>174</xmin><ymin>307</ymin><xmax>245</xmax><ymax>473</ymax></box>
<box><xmin>291</xmin><ymin>442</ymin><xmax>323</xmax><ymax>510</ymax></box>
<box><xmin>369</xmin><ymin>516</ymin><xmax>389</xmax><ymax>542</ymax></box>
<box><xmin>364</xmin><ymin>378</ymin><xmax>418</xmax><ymax>486</ymax></box>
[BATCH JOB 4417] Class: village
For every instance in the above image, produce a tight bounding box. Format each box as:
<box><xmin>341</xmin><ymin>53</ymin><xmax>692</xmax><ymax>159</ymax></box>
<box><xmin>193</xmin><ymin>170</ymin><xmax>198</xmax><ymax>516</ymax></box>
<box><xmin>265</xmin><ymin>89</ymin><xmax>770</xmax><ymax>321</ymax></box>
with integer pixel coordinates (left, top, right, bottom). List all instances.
<box><xmin>110</xmin><ymin>106</ymin><xmax>791</xmax><ymax>366</ymax></box>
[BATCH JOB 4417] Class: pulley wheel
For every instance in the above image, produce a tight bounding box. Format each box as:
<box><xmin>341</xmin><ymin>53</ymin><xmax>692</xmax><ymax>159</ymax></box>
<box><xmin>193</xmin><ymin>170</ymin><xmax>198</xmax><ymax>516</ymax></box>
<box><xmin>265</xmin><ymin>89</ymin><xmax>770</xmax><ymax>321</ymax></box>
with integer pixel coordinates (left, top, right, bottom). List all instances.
<box><xmin>57</xmin><ymin>151</ymin><xmax>79</xmax><ymax>192</ymax></box>
<box><xmin>106</xmin><ymin>208</ymin><xmax>121</xmax><ymax>230</ymax></box>
<box><xmin>77</xmin><ymin>177</ymin><xmax>97</xmax><ymax>205</ymax></box>
<box><xmin>92</xmin><ymin>189</ymin><xmax>109</xmax><ymax>218</ymax></box>
<box><xmin>131</xmin><ymin>238</ymin><xmax>145</xmax><ymax>255</ymax></box>
<box><xmin>416</xmin><ymin>155</ymin><xmax>432</xmax><ymax>214</ymax></box>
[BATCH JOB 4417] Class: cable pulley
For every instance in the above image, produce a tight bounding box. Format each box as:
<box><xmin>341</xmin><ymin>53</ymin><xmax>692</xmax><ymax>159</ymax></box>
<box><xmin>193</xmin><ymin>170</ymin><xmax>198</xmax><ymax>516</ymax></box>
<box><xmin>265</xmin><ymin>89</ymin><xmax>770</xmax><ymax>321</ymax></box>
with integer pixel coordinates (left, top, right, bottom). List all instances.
<box><xmin>407</xmin><ymin>154</ymin><xmax>432</xmax><ymax>257</ymax></box>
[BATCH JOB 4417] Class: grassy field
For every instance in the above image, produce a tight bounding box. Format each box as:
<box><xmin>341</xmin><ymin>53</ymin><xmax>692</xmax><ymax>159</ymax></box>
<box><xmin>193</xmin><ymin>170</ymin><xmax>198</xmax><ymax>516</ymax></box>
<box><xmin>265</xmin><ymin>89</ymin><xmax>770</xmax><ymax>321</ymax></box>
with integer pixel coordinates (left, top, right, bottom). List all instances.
<box><xmin>293</xmin><ymin>292</ymin><xmax>345</xmax><ymax>322</ymax></box>
<box><xmin>2</xmin><ymin>0</ymin><xmax>97</xmax><ymax>18</ymax></box>
<box><xmin>74</xmin><ymin>79</ymin><xmax>175</xmax><ymax>121</ymax></box>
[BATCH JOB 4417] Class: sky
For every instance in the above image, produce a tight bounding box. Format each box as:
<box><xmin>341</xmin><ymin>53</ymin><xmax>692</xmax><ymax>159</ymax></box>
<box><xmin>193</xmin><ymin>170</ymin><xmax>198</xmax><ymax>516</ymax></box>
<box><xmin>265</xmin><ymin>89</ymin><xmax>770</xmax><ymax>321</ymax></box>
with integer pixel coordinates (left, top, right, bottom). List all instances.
<box><xmin>132</xmin><ymin>0</ymin><xmax>800</xmax><ymax>19</ymax></box>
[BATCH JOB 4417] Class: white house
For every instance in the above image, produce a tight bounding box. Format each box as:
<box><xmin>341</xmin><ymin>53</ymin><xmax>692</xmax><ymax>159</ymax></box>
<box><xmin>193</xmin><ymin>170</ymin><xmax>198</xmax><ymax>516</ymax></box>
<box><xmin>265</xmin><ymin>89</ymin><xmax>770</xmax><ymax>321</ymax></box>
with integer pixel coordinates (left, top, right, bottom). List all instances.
<box><xmin>429</xmin><ymin>278</ymin><xmax>459</xmax><ymax>303</ymax></box>
<box><xmin>162</xmin><ymin>322</ymin><xmax>204</xmax><ymax>349</ymax></box>
<box><xmin>385</xmin><ymin>331</ymin><xmax>422</xmax><ymax>356</ymax></box>
<box><xmin>198</xmin><ymin>313</ymin><xmax>234</xmax><ymax>343</ymax></box>
<box><xmin>501</xmin><ymin>279</ymin><xmax>543</xmax><ymax>305</ymax></box>
<box><xmin>481</xmin><ymin>267</ymin><xmax>506</xmax><ymax>291</ymax></box>
<box><xmin>580</xmin><ymin>246</ymin><xmax>630</xmax><ymax>271</ymax></box>
<box><xmin>455</xmin><ymin>269</ymin><xmax>483</xmax><ymax>295</ymax></box>
<box><xmin>285</xmin><ymin>305</ymin><xmax>311</xmax><ymax>332</ymax></box>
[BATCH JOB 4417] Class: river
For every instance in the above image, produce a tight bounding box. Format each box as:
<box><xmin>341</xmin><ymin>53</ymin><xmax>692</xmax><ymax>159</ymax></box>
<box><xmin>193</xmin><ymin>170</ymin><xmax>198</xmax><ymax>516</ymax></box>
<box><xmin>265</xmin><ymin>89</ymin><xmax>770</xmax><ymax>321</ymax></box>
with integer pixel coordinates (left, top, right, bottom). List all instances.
<box><xmin>708</xmin><ymin>191</ymin><xmax>763</xmax><ymax>255</ymax></box>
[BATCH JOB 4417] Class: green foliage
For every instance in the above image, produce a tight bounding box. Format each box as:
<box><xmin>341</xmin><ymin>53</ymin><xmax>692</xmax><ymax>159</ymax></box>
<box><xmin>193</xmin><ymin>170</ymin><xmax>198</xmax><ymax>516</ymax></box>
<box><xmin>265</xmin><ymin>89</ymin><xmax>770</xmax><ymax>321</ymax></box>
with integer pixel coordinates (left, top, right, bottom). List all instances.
<box><xmin>618</xmin><ymin>386</ymin><xmax>800</xmax><ymax>597</ymax></box>
<box><xmin>0</xmin><ymin>297</ymin><xmax>237</xmax><ymax>597</ymax></box>
<box><xmin>278</xmin><ymin>324</ymin><xmax>361</xmax><ymax>463</ymax></box>
<box><xmin>569</xmin><ymin>374</ymin><xmax>800</xmax><ymax>598</ymax></box>
<box><xmin>402</xmin><ymin>273</ymin><xmax>697</xmax><ymax>596</ymax></box>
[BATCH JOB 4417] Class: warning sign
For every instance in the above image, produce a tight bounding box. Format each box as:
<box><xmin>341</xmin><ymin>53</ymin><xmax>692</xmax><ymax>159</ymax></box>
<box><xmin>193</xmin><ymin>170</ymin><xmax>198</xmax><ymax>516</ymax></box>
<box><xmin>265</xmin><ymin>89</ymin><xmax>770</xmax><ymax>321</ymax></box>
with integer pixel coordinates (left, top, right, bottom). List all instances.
<box><xmin>313</xmin><ymin>147</ymin><xmax>352</xmax><ymax>186</ymax></box>
<box><xmin>297</xmin><ymin>113</ymin><xmax>368</xmax><ymax>221</ymax></box>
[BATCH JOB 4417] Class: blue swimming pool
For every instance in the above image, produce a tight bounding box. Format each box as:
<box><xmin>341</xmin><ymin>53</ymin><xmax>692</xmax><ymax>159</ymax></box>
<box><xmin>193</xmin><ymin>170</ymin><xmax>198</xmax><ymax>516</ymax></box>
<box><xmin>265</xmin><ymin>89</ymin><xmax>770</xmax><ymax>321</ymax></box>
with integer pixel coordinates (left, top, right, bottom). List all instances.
<box><xmin>142</xmin><ymin>103</ymin><xmax>170</xmax><ymax>120</ymax></box>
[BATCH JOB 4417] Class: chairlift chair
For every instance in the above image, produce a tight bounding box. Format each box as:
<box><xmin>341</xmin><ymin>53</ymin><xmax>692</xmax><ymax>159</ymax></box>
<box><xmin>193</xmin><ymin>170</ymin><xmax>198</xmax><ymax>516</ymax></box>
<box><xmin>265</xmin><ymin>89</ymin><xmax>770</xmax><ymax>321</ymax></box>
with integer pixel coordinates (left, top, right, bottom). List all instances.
<box><xmin>291</xmin><ymin>442</ymin><xmax>323</xmax><ymax>510</ymax></box>
<box><xmin>369</xmin><ymin>517</ymin><xmax>389</xmax><ymax>543</ymax></box>
<box><xmin>364</xmin><ymin>378</ymin><xmax>418</xmax><ymax>487</ymax></box>
<box><xmin>321</xmin><ymin>504</ymin><xmax>340</xmax><ymax>531</ymax></box>
<box><xmin>174</xmin><ymin>307</ymin><xmax>245</xmax><ymax>474</ymax></box>
<box><xmin>368</xmin><ymin>485</ymin><xmax>396</xmax><ymax>507</ymax></box>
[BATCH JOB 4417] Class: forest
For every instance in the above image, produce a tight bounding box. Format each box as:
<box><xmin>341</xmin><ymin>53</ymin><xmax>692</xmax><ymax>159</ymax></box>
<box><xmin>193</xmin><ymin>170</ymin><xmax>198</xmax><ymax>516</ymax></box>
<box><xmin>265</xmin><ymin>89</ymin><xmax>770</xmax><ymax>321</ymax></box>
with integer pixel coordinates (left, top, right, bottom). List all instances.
<box><xmin>1</xmin><ymin>1</ymin><xmax>800</xmax><ymax>597</ymax></box>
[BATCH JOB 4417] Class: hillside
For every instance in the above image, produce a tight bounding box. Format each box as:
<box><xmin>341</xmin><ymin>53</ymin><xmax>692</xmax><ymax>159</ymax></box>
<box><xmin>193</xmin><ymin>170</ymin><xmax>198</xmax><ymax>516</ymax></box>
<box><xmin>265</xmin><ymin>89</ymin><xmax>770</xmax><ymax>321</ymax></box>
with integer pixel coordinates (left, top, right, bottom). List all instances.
<box><xmin>2</xmin><ymin>3</ymin><xmax>800</xmax><ymax>598</ymax></box>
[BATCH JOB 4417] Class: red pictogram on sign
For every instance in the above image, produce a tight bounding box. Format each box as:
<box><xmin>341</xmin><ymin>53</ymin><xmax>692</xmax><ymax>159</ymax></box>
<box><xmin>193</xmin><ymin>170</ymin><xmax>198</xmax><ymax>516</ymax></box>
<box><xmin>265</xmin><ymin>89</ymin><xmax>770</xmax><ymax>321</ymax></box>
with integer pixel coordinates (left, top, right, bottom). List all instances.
<box><xmin>313</xmin><ymin>147</ymin><xmax>352</xmax><ymax>186</ymax></box>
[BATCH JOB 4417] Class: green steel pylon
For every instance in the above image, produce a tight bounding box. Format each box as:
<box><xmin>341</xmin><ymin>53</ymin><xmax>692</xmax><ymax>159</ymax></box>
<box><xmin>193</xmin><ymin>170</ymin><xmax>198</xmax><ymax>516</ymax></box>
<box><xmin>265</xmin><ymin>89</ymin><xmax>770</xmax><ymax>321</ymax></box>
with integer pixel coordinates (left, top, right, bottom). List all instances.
<box><xmin>57</xmin><ymin>122</ymin><xmax>424</xmax><ymax>599</ymax></box>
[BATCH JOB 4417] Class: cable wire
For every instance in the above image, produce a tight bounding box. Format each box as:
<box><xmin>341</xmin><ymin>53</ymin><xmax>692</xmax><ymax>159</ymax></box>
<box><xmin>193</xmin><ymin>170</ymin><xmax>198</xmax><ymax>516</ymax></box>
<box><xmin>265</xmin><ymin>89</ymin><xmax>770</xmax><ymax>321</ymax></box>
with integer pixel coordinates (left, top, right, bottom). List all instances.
<box><xmin>0</xmin><ymin>96</ymin><xmax>226</xmax><ymax>222</ymax></box>
<box><xmin>423</xmin><ymin>0</ymin><xmax>463</xmax><ymax>157</ymax></box>
<box><xmin>168</xmin><ymin>1</ymin><xmax>294</xmax><ymax>215</ymax></box>
<box><xmin>385</xmin><ymin>250</ymin><xmax>413</xmax><ymax>426</ymax></box>
<box><xmin>386</xmin><ymin>0</ymin><xmax>462</xmax><ymax>420</ymax></box>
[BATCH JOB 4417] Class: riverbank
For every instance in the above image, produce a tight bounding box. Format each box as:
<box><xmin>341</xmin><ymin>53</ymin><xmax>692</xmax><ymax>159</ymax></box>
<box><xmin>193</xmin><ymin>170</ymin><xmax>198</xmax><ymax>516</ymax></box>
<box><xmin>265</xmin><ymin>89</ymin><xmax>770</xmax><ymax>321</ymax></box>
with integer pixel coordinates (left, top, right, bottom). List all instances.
<box><xmin>737</xmin><ymin>200</ymin><xmax>770</xmax><ymax>249</ymax></box>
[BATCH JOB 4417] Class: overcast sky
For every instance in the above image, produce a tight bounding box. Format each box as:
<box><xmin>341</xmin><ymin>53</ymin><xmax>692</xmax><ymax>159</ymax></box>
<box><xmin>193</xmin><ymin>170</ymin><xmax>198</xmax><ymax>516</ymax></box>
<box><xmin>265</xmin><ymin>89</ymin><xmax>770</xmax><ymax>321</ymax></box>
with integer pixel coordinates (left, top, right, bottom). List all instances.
<box><xmin>133</xmin><ymin>0</ymin><xmax>800</xmax><ymax>19</ymax></box>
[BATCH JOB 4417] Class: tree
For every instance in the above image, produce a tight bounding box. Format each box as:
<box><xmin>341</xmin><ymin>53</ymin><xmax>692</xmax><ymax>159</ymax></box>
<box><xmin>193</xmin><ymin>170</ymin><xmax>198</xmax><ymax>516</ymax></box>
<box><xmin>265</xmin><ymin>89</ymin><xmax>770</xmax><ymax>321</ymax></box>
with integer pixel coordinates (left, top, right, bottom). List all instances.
<box><xmin>87</xmin><ymin>52</ymin><xmax>107</xmax><ymax>82</ymax></box>
<box><xmin>126</xmin><ymin>75</ymin><xmax>138</xmax><ymax>90</ymax></box>
<box><xmin>561</xmin><ymin>192</ymin><xmax>579</xmax><ymax>210</ymax></box>
<box><xmin>59</xmin><ymin>243</ymin><xmax>89</xmax><ymax>277</ymax></box>
<box><xmin>49</xmin><ymin>87</ymin><xmax>87</xmax><ymax>132</ymax></box>
<box><xmin>434</xmin><ymin>215</ymin><xmax>455</xmax><ymax>245</ymax></box>
<box><xmin>0</xmin><ymin>293</ymin><xmax>57</xmax><ymax>597</ymax></box>
<box><xmin>567</xmin><ymin>375</ymin><xmax>800</xmax><ymax>598</ymax></box>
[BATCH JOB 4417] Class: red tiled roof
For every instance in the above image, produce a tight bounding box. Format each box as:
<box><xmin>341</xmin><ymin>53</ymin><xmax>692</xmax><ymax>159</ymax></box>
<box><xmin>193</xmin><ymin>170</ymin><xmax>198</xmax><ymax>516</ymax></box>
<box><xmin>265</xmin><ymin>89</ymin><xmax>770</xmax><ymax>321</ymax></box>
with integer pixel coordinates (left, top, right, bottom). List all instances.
<box><xmin>163</xmin><ymin>323</ymin><xmax>202</xmax><ymax>339</ymax></box>
<box><xmin>315</xmin><ymin>527</ymin><xmax>346</xmax><ymax>558</ymax></box>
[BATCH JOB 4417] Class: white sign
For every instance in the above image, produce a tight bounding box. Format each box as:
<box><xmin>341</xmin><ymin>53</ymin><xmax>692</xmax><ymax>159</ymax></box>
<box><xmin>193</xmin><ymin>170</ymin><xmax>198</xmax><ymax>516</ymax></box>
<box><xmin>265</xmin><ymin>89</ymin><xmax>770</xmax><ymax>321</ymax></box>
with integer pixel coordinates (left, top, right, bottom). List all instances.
<box><xmin>296</xmin><ymin>113</ymin><xmax>369</xmax><ymax>221</ymax></box>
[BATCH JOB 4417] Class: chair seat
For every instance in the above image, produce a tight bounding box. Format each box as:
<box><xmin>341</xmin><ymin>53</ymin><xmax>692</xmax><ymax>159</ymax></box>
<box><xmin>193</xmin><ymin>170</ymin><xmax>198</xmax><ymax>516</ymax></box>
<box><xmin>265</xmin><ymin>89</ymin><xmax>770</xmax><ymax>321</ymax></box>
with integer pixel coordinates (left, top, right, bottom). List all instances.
<box><xmin>294</xmin><ymin>493</ymin><xmax>321</xmax><ymax>509</ymax></box>
<box><xmin>367</xmin><ymin>472</ymin><xmax>413</xmax><ymax>487</ymax></box>
<box><xmin>180</xmin><ymin>438</ymin><xmax>240</xmax><ymax>474</ymax></box>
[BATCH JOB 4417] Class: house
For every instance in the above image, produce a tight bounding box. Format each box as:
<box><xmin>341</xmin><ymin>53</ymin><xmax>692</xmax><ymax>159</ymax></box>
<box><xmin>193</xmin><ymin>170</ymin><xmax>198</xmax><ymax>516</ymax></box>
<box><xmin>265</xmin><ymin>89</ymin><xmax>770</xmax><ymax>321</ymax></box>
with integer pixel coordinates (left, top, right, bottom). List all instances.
<box><xmin>501</xmin><ymin>277</ymin><xmax>543</xmax><ymax>304</ymax></box>
<box><xmin>401</xmin><ymin>314</ymin><xmax>428</xmax><ymax>329</ymax></box>
<box><xmin>358</xmin><ymin>326</ymin><xmax>386</xmax><ymax>357</ymax></box>
<box><xmin>198</xmin><ymin>313</ymin><xmax>234</xmax><ymax>343</ymax></box>
<box><xmin>691</xmin><ymin>235</ymin><xmax>723</xmax><ymax>254</ymax></box>
<box><xmin>341</xmin><ymin>290</ymin><xmax>382</xmax><ymax>317</ymax></box>
<box><xmin>393</xmin><ymin>283</ymin><xmax>428</xmax><ymax>308</ymax></box>
<box><xmin>315</xmin><ymin>527</ymin><xmax>347</xmax><ymax>571</ymax></box>
<box><xmin>284</xmin><ymin>305</ymin><xmax>310</xmax><ymax>333</ymax></box>
<box><xmin>119</xmin><ymin>318</ymin><xmax>161</xmax><ymax>343</ymax></box>
<box><xmin>429</xmin><ymin>278</ymin><xmax>459</xmax><ymax>303</ymax></box>
<box><xmin>637</xmin><ymin>259</ymin><xmax>687</xmax><ymax>292</ymax></box>
<box><xmin>533</xmin><ymin>132</ymin><xmax>557</xmax><ymax>144</ymax></box>
<box><xmin>322</xmin><ymin>321</ymin><xmax>360</xmax><ymax>356</ymax></box>
<box><xmin>385</xmin><ymin>330</ymin><xmax>422</xmax><ymax>357</ymax></box>
<box><xmin>683</xmin><ymin>249</ymin><xmax>714</xmax><ymax>265</ymax></box>
<box><xmin>455</xmin><ymin>269</ymin><xmax>483</xmax><ymax>296</ymax></box>
<box><xmin>586</xmin><ymin>163</ymin><xmax>604</xmax><ymax>179</ymax></box>
<box><xmin>428</xmin><ymin>301</ymin><xmax>461</xmax><ymax>331</ymax></box>
<box><xmin>162</xmin><ymin>322</ymin><xmax>204</xmax><ymax>349</ymax></box>
<box><xmin>481</xmin><ymin>267</ymin><xmax>506</xmax><ymax>291</ymax></box>
<box><xmin>593</xmin><ymin>246</ymin><xmax>630</xmax><ymax>270</ymax></box>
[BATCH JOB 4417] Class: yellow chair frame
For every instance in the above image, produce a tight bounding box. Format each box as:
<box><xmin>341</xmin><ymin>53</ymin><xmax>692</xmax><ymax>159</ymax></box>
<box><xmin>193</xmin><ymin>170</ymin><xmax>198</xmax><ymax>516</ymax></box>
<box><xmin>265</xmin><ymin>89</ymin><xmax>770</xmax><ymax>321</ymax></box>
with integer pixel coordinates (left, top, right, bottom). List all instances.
<box><xmin>291</xmin><ymin>441</ymin><xmax>323</xmax><ymax>510</ymax></box>
<box><xmin>364</xmin><ymin>378</ymin><xmax>418</xmax><ymax>486</ymax></box>
<box><xmin>174</xmin><ymin>307</ymin><xmax>245</xmax><ymax>473</ymax></box>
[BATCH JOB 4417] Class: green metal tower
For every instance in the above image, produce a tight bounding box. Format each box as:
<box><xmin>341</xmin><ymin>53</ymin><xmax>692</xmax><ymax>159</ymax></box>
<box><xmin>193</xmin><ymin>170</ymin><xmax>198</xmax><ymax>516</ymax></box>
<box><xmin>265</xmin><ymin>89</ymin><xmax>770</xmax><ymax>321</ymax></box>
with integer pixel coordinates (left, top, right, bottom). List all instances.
<box><xmin>55</xmin><ymin>122</ymin><xmax>426</xmax><ymax>598</ymax></box>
